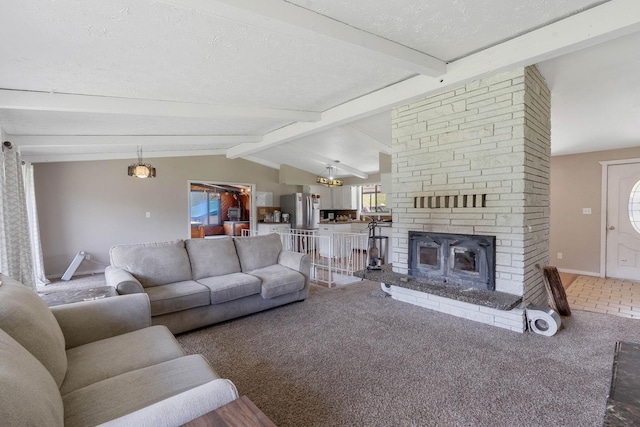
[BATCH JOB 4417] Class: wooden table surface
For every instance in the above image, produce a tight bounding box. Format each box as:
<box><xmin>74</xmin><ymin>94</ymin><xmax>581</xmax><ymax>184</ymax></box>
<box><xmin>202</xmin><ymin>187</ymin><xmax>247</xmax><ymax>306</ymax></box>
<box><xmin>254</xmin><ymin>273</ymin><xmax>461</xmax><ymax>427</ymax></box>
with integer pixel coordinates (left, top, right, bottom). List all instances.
<box><xmin>182</xmin><ymin>395</ymin><xmax>276</xmax><ymax>427</ymax></box>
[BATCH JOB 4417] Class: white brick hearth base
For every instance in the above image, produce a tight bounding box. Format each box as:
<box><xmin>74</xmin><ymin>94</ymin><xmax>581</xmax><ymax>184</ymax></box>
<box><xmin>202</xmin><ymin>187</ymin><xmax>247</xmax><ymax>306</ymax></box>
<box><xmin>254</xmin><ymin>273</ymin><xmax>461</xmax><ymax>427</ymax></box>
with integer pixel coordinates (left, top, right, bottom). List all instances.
<box><xmin>381</xmin><ymin>283</ymin><xmax>526</xmax><ymax>333</ymax></box>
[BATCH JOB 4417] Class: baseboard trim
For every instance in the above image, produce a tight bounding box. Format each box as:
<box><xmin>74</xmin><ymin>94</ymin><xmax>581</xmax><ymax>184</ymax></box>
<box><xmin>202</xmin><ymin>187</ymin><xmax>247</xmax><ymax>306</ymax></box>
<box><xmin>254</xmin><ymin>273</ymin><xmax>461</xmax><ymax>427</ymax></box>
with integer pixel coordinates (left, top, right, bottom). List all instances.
<box><xmin>46</xmin><ymin>268</ymin><xmax>106</xmax><ymax>280</ymax></box>
<box><xmin>556</xmin><ymin>268</ymin><xmax>600</xmax><ymax>277</ymax></box>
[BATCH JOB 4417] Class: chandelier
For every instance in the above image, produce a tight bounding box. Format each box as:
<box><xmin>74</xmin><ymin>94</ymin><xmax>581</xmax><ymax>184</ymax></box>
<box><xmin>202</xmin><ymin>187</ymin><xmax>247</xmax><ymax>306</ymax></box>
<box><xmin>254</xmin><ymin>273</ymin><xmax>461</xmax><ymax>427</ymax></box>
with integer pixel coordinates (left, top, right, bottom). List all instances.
<box><xmin>316</xmin><ymin>161</ymin><xmax>343</xmax><ymax>187</ymax></box>
<box><xmin>127</xmin><ymin>146</ymin><xmax>156</xmax><ymax>178</ymax></box>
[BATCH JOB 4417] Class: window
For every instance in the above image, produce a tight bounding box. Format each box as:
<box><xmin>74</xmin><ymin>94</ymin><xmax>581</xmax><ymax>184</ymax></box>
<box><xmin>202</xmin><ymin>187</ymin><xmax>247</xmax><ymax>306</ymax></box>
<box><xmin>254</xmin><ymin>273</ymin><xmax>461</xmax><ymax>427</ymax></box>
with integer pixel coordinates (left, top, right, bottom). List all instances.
<box><xmin>361</xmin><ymin>184</ymin><xmax>388</xmax><ymax>213</ymax></box>
<box><xmin>629</xmin><ymin>180</ymin><xmax>640</xmax><ymax>234</ymax></box>
<box><xmin>190</xmin><ymin>189</ymin><xmax>220</xmax><ymax>226</ymax></box>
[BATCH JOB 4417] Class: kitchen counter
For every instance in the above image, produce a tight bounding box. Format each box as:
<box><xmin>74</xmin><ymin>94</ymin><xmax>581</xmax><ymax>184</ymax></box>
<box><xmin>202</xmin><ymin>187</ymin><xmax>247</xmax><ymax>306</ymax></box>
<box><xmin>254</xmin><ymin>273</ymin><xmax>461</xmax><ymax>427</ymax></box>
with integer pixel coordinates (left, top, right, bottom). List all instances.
<box><xmin>320</xmin><ymin>220</ymin><xmax>392</xmax><ymax>226</ymax></box>
<box><xmin>223</xmin><ymin>221</ymin><xmax>250</xmax><ymax>236</ymax></box>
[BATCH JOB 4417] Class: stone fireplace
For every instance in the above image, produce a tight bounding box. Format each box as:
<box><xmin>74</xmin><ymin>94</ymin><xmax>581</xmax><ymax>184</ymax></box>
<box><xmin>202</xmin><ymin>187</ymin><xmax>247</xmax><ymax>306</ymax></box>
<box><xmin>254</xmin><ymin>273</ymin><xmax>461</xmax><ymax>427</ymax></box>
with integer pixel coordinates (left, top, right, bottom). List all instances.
<box><xmin>386</xmin><ymin>66</ymin><xmax>551</xmax><ymax>332</ymax></box>
<box><xmin>408</xmin><ymin>231</ymin><xmax>495</xmax><ymax>291</ymax></box>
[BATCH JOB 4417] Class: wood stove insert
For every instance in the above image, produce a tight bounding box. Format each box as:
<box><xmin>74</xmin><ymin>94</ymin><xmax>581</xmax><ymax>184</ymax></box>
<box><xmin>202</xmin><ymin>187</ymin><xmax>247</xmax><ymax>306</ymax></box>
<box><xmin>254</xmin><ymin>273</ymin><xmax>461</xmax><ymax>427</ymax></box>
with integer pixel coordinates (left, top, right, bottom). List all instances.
<box><xmin>408</xmin><ymin>231</ymin><xmax>496</xmax><ymax>291</ymax></box>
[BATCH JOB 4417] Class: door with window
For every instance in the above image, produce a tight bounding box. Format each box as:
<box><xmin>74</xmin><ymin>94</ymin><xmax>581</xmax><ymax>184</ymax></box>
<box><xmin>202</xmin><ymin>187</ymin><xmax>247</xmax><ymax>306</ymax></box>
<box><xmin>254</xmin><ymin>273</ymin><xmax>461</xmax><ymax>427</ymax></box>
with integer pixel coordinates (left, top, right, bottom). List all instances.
<box><xmin>606</xmin><ymin>162</ymin><xmax>640</xmax><ymax>280</ymax></box>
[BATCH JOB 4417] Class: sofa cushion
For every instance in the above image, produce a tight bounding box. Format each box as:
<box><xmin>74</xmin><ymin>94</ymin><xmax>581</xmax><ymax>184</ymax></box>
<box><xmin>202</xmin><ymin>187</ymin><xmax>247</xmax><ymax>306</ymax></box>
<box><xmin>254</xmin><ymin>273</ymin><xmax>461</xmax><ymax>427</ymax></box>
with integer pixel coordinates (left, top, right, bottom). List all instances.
<box><xmin>109</xmin><ymin>240</ymin><xmax>192</xmax><ymax>287</ymax></box>
<box><xmin>60</xmin><ymin>325</ymin><xmax>185</xmax><ymax>395</ymax></box>
<box><xmin>233</xmin><ymin>233</ymin><xmax>283</xmax><ymax>272</ymax></box>
<box><xmin>249</xmin><ymin>264</ymin><xmax>306</xmax><ymax>299</ymax></box>
<box><xmin>185</xmin><ymin>237</ymin><xmax>242</xmax><ymax>280</ymax></box>
<box><xmin>0</xmin><ymin>328</ymin><xmax>64</xmax><ymax>427</ymax></box>
<box><xmin>62</xmin><ymin>355</ymin><xmax>219</xmax><ymax>427</ymax></box>
<box><xmin>0</xmin><ymin>275</ymin><xmax>68</xmax><ymax>388</ymax></box>
<box><xmin>144</xmin><ymin>280</ymin><xmax>211</xmax><ymax>316</ymax></box>
<box><xmin>197</xmin><ymin>272</ymin><xmax>261</xmax><ymax>304</ymax></box>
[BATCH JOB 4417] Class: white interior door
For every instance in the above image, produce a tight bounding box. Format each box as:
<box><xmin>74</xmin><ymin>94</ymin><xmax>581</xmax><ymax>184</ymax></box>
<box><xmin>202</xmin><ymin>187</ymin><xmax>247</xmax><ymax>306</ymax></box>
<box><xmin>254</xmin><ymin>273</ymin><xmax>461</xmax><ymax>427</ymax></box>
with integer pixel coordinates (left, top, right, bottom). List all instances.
<box><xmin>606</xmin><ymin>162</ymin><xmax>640</xmax><ymax>280</ymax></box>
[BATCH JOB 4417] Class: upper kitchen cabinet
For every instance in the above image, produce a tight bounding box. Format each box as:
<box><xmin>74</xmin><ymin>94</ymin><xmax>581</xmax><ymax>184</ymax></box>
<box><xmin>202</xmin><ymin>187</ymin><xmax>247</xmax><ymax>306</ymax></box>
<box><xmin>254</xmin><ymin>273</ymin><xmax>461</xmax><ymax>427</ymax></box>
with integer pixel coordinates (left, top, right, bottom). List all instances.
<box><xmin>314</xmin><ymin>185</ymin><xmax>332</xmax><ymax>209</ymax></box>
<box><xmin>332</xmin><ymin>186</ymin><xmax>358</xmax><ymax>210</ymax></box>
<box><xmin>306</xmin><ymin>185</ymin><xmax>353</xmax><ymax>210</ymax></box>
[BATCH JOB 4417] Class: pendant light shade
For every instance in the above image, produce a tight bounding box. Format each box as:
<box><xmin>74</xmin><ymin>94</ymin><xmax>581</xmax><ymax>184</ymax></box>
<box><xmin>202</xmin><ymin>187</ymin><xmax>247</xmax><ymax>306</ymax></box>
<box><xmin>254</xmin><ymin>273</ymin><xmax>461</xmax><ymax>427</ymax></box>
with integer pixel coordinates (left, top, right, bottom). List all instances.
<box><xmin>128</xmin><ymin>147</ymin><xmax>156</xmax><ymax>178</ymax></box>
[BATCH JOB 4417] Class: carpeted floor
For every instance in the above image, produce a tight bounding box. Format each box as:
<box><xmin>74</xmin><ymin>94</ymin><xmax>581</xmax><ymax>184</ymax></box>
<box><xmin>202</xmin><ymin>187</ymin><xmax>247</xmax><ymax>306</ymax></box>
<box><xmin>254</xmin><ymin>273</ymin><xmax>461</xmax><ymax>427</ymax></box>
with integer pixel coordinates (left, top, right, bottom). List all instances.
<box><xmin>176</xmin><ymin>280</ymin><xmax>640</xmax><ymax>427</ymax></box>
<box><xmin>41</xmin><ymin>275</ymin><xmax>640</xmax><ymax>425</ymax></box>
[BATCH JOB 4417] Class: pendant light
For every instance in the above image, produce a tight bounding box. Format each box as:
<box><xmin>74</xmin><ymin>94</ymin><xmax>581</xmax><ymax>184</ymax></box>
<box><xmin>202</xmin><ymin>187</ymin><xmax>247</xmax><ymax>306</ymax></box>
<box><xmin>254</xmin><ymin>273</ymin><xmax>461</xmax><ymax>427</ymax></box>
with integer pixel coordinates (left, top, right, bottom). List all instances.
<box><xmin>127</xmin><ymin>146</ymin><xmax>156</xmax><ymax>178</ymax></box>
<box><xmin>316</xmin><ymin>160</ymin><xmax>343</xmax><ymax>187</ymax></box>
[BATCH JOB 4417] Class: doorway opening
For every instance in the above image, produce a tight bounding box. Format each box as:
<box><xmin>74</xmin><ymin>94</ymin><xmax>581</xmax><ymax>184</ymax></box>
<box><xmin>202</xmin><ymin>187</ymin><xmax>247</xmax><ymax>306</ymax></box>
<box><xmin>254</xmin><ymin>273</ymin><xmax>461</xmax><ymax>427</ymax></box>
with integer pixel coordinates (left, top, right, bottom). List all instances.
<box><xmin>188</xmin><ymin>181</ymin><xmax>255</xmax><ymax>238</ymax></box>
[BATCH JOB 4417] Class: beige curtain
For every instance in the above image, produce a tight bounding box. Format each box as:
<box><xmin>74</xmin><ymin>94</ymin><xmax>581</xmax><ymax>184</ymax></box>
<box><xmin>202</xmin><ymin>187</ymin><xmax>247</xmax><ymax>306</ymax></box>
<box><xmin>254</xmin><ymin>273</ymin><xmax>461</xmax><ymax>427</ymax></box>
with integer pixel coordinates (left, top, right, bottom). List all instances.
<box><xmin>0</xmin><ymin>142</ymin><xmax>35</xmax><ymax>289</ymax></box>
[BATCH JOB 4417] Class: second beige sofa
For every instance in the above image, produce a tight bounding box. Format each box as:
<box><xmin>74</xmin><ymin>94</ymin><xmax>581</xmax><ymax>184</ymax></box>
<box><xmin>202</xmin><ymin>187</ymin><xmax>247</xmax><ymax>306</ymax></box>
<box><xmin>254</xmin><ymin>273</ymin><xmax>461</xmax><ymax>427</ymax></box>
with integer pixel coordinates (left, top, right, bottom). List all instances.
<box><xmin>105</xmin><ymin>233</ymin><xmax>311</xmax><ymax>334</ymax></box>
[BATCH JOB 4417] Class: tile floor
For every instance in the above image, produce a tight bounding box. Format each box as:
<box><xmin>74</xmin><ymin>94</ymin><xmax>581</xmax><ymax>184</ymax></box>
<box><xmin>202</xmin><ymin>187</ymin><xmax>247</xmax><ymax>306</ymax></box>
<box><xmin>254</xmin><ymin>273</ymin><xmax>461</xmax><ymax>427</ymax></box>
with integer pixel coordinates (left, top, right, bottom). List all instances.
<box><xmin>565</xmin><ymin>275</ymin><xmax>640</xmax><ymax>319</ymax></box>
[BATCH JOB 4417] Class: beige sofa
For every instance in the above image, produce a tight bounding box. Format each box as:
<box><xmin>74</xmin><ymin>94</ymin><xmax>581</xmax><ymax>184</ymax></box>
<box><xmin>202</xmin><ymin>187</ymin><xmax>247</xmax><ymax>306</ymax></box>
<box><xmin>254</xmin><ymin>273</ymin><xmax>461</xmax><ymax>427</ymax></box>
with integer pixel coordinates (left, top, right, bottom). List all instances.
<box><xmin>0</xmin><ymin>274</ymin><xmax>239</xmax><ymax>427</ymax></box>
<box><xmin>105</xmin><ymin>233</ymin><xmax>311</xmax><ymax>334</ymax></box>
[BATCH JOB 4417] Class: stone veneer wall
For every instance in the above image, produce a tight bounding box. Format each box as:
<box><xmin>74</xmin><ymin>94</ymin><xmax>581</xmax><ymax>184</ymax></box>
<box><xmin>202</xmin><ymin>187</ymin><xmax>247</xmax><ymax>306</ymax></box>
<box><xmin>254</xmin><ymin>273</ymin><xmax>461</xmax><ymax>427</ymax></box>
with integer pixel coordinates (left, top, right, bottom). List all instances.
<box><xmin>391</xmin><ymin>66</ymin><xmax>550</xmax><ymax>304</ymax></box>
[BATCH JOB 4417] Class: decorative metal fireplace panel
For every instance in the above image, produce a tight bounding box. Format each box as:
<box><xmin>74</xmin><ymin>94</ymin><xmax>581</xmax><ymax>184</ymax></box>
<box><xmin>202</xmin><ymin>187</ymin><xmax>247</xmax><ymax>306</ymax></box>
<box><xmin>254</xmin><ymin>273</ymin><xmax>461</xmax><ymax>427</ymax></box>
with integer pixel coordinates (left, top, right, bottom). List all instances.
<box><xmin>408</xmin><ymin>231</ymin><xmax>496</xmax><ymax>290</ymax></box>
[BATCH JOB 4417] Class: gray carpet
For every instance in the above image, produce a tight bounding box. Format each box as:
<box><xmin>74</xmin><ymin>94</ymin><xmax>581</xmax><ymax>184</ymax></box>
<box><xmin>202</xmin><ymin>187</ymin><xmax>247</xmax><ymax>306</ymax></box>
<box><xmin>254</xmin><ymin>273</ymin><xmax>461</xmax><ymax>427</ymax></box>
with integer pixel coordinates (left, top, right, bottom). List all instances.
<box><xmin>177</xmin><ymin>280</ymin><xmax>640</xmax><ymax>427</ymax></box>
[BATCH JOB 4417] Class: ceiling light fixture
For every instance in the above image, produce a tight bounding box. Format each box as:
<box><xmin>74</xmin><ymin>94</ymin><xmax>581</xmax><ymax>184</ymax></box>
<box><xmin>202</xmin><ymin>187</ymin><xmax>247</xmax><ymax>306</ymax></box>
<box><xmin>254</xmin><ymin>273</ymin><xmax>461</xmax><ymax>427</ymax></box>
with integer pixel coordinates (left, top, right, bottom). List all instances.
<box><xmin>127</xmin><ymin>146</ymin><xmax>156</xmax><ymax>178</ymax></box>
<box><xmin>316</xmin><ymin>160</ymin><xmax>343</xmax><ymax>187</ymax></box>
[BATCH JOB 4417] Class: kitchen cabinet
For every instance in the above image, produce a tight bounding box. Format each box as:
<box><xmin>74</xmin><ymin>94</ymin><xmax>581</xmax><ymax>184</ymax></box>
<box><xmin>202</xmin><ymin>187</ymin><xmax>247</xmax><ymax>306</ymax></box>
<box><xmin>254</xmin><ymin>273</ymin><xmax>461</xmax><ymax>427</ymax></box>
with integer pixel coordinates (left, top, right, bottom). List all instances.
<box><xmin>255</xmin><ymin>191</ymin><xmax>273</xmax><ymax>207</ymax></box>
<box><xmin>223</xmin><ymin>221</ymin><xmax>250</xmax><ymax>236</ymax></box>
<box><xmin>331</xmin><ymin>186</ymin><xmax>358</xmax><ymax>210</ymax></box>
<box><xmin>306</xmin><ymin>185</ymin><xmax>332</xmax><ymax>209</ymax></box>
<box><xmin>256</xmin><ymin>223</ymin><xmax>291</xmax><ymax>235</ymax></box>
<box><xmin>318</xmin><ymin>223</ymin><xmax>352</xmax><ymax>258</ymax></box>
<box><xmin>318</xmin><ymin>223</ymin><xmax>352</xmax><ymax>234</ymax></box>
<box><xmin>350</xmin><ymin>222</ymin><xmax>368</xmax><ymax>234</ymax></box>
<box><xmin>318</xmin><ymin>186</ymin><xmax>332</xmax><ymax>210</ymax></box>
<box><xmin>306</xmin><ymin>185</ymin><xmax>357</xmax><ymax>210</ymax></box>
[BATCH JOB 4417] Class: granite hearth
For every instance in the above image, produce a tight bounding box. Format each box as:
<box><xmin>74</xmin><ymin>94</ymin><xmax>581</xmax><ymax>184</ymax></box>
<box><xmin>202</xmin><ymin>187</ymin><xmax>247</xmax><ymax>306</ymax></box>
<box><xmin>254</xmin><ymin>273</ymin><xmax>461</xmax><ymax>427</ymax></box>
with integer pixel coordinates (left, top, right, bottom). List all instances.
<box><xmin>360</xmin><ymin>265</ymin><xmax>526</xmax><ymax>332</ymax></box>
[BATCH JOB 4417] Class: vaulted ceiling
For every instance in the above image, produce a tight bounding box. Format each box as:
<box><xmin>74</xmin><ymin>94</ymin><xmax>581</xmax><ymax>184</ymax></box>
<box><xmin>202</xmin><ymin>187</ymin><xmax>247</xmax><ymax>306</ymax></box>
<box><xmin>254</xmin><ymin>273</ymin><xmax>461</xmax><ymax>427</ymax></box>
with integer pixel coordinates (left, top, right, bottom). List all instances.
<box><xmin>1</xmin><ymin>0</ymin><xmax>639</xmax><ymax>179</ymax></box>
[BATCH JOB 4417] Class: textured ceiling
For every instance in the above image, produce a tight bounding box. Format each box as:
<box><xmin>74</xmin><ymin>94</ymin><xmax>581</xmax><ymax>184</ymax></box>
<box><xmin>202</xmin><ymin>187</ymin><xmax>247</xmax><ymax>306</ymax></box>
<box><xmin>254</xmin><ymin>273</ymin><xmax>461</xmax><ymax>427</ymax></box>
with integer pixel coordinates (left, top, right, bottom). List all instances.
<box><xmin>0</xmin><ymin>0</ymin><xmax>411</xmax><ymax>109</ymax></box>
<box><xmin>0</xmin><ymin>0</ymin><xmax>638</xmax><ymax>177</ymax></box>
<box><xmin>286</xmin><ymin>0</ymin><xmax>608</xmax><ymax>61</ymax></box>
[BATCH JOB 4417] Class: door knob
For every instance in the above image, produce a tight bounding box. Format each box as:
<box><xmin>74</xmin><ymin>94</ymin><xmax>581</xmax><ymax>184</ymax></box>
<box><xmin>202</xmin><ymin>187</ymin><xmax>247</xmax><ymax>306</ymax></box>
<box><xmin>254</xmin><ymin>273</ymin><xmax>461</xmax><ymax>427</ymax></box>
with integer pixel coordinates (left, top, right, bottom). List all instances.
<box><xmin>609</xmin><ymin>226</ymin><xmax>616</xmax><ymax>230</ymax></box>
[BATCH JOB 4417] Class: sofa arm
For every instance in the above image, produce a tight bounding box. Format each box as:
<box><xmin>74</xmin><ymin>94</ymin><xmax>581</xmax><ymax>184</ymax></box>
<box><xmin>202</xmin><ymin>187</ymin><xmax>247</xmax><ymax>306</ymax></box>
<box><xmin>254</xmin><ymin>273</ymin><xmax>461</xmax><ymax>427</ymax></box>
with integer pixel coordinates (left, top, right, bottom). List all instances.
<box><xmin>105</xmin><ymin>265</ymin><xmax>144</xmax><ymax>295</ymax></box>
<box><xmin>51</xmin><ymin>293</ymin><xmax>152</xmax><ymax>349</ymax></box>
<box><xmin>97</xmin><ymin>379</ymin><xmax>239</xmax><ymax>427</ymax></box>
<box><xmin>278</xmin><ymin>251</ymin><xmax>311</xmax><ymax>281</ymax></box>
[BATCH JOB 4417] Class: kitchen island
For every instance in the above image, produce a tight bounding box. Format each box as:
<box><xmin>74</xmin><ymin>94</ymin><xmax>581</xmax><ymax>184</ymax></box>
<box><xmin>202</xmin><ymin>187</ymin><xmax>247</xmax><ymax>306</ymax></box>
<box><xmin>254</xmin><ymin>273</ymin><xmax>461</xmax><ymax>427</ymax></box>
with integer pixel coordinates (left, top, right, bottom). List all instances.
<box><xmin>223</xmin><ymin>221</ymin><xmax>250</xmax><ymax>236</ymax></box>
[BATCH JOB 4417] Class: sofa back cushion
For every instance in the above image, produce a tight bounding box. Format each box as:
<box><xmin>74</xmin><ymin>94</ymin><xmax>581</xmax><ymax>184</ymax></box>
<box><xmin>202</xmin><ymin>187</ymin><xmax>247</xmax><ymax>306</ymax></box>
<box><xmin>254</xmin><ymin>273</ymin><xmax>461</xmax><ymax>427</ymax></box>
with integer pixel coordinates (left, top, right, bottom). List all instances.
<box><xmin>185</xmin><ymin>237</ymin><xmax>242</xmax><ymax>280</ymax></box>
<box><xmin>0</xmin><ymin>275</ymin><xmax>68</xmax><ymax>388</ymax></box>
<box><xmin>110</xmin><ymin>240</ymin><xmax>192</xmax><ymax>287</ymax></box>
<box><xmin>233</xmin><ymin>233</ymin><xmax>283</xmax><ymax>272</ymax></box>
<box><xmin>0</xmin><ymin>328</ymin><xmax>64</xmax><ymax>426</ymax></box>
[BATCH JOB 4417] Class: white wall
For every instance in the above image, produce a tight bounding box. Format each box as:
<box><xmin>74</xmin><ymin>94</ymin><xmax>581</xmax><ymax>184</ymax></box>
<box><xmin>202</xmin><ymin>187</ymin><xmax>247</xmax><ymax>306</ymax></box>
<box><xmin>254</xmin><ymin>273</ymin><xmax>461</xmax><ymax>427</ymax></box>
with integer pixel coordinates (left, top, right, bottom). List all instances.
<box><xmin>550</xmin><ymin>147</ymin><xmax>640</xmax><ymax>275</ymax></box>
